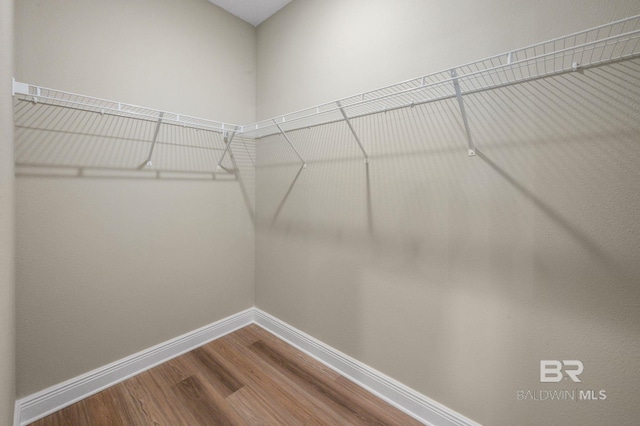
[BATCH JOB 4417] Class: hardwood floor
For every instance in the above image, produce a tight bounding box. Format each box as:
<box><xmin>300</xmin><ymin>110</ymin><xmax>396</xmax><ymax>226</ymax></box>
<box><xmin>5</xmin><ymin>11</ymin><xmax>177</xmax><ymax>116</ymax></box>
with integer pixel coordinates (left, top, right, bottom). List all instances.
<box><xmin>30</xmin><ymin>325</ymin><xmax>423</xmax><ymax>425</ymax></box>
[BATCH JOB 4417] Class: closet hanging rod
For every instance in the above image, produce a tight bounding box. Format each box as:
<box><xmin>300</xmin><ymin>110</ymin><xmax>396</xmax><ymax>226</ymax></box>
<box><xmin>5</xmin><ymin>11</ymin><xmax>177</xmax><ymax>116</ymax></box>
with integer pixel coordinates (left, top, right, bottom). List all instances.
<box><xmin>12</xmin><ymin>80</ymin><xmax>242</xmax><ymax>134</ymax></box>
<box><xmin>242</xmin><ymin>14</ymin><xmax>640</xmax><ymax>137</ymax></box>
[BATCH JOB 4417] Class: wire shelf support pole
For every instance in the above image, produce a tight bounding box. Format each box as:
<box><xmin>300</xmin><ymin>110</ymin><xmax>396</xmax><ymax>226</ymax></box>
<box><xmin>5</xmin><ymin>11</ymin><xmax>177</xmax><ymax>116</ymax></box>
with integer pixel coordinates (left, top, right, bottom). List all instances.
<box><xmin>450</xmin><ymin>68</ymin><xmax>476</xmax><ymax>157</ymax></box>
<box><xmin>336</xmin><ymin>101</ymin><xmax>369</xmax><ymax>164</ymax></box>
<box><xmin>274</xmin><ymin>120</ymin><xmax>306</xmax><ymax>168</ymax></box>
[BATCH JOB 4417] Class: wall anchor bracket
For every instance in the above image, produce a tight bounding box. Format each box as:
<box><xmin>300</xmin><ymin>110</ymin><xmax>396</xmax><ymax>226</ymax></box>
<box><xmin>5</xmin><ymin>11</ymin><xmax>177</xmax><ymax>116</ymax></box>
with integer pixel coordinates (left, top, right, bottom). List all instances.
<box><xmin>572</xmin><ymin>61</ymin><xmax>583</xmax><ymax>73</ymax></box>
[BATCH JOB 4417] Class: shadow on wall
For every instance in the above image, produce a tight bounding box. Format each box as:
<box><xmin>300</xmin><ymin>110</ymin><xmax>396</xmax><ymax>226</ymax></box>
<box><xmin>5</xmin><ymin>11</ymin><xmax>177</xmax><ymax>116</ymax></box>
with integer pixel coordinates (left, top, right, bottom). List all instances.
<box><xmin>255</xmin><ymin>58</ymin><xmax>640</xmax><ymax>412</ymax></box>
<box><xmin>13</xmin><ymin>99</ymin><xmax>256</xmax><ymax>218</ymax></box>
<box><xmin>257</xmin><ymin>59</ymin><xmax>640</xmax><ymax>281</ymax></box>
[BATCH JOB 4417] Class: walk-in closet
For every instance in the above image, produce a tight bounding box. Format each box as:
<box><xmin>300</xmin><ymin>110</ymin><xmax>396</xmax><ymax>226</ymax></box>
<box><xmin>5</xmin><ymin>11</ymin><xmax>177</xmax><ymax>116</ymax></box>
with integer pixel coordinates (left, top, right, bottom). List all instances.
<box><xmin>1</xmin><ymin>1</ymin><xmax>639</xmax><ymax>425</ymax></box>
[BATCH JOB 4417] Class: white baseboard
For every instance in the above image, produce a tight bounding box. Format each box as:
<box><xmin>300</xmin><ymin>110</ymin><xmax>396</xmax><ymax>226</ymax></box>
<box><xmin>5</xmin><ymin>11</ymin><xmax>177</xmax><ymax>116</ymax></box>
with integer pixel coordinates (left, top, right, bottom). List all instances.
<box><xmin>253</xmin><ymin>308</ymin><xmax>480</xmax><ymax>426</ymax></box>
<box><xmin>13</xmin><ymin>400</ymin><xmax>20</xmax><ymax>426</ymax></box>
<box><xmin>15</xmin><ymin>307</ymin><xmax>479</xmax><ymax>426</ymax></box>
<box><xmin>14</xmin><ymin>308</ymin><xmax>255</xmax><ymax>426</ymax></box>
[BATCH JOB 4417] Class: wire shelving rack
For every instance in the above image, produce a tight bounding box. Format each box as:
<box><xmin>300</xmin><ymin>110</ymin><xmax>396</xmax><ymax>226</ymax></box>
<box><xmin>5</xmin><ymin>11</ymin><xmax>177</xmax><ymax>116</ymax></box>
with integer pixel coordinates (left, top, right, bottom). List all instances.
<box><xmin>13</xmin><ymin>14</ymin><xmax>640</xmax><ymax>166</ymax></box>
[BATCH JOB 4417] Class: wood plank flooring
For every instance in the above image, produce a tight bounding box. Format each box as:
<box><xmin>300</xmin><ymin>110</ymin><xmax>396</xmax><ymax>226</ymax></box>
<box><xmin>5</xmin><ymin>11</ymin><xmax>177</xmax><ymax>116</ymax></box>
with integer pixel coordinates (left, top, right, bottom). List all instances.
<box><xmin>30</xmin><ymin>325</ymin><xmax>423</xmax><ymax>425</ymax></box>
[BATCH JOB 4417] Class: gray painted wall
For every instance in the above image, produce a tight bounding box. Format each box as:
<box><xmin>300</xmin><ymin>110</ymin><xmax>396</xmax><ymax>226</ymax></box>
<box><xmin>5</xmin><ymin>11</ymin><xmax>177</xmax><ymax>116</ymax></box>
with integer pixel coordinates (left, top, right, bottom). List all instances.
<box><xmin>255</xmin><ymin>1</ymin><xmax>640</xmax><ymax>425</ymax></box>
<box><xmin>11</xmin><ymin>0</ymin><xmax>640</xmax><ymax>424</ymax></box>
<box><xmin>14</xmin><ymin>0</ymin><xmax>256</xmax><ymax>397</ymax></box>
<box><xmin>1</xmin><ymin>0</ymin><xmax>15</xmax><ymax>422</ymax></box>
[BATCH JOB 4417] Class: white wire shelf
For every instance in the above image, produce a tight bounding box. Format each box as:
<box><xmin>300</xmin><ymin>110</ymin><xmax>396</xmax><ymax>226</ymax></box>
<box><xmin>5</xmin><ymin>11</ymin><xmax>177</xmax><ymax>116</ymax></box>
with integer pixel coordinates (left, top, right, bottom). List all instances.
<box><xmin>12</xmin><ymin>81</ymin><xmax>242</xmax><ymax>134</ymax></box>
<box><xmin>240</xmin><ymin>14</ymin><xmax>640</xmax><ymax>139</ymax></box>
<box><xmin>12</xmin><ymin>14</ymin><xmax>640</xmax><ymax>163</ymax></box>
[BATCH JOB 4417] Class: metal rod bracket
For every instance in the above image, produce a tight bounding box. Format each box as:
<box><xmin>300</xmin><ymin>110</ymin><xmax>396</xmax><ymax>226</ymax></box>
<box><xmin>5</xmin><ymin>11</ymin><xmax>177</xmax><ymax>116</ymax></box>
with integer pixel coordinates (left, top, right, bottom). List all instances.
<box><xmin>337</xmin><ymin>101</ymin><xmax>370</xmax><ymax>164</ymax></box>
<box><xmin>216</xmin><ymin>130</ymin><xmax>236</xmax><ymax>171</ymax></box>
<box><xmin>144</xmin><ymin>112</ymin><xmax>164</xmax><ymax>167</ymax></box>
<box><xmin>274</xmin><ymin>120</ymin><xmax>306</xmax><ymax>167</ymax></box>
<box><xmin>450</xmin><ymin>68</ymin><xmax>476</xmax><ymax>157</ymax></box>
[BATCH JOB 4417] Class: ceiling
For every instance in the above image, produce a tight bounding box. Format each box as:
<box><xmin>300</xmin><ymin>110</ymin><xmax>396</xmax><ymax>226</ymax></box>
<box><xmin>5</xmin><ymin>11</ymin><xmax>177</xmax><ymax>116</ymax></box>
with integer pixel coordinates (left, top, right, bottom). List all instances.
<box><xmin>208</xmin><ymin>0</ymin><xmax>292</xmax><ymax>27</ymax></box>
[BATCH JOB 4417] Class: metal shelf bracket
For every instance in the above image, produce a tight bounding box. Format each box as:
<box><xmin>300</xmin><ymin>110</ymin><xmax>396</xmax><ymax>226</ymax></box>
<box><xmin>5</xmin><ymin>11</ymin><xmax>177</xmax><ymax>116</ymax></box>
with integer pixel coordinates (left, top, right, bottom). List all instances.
<box><xmin>142</xmin><ymin>112</ymin><xmax>164</xmax><ymax>168</ymax></box>
<box><xmin>216</xmin><ymin>130</ymin><xmax>237</xmax><ymax>171</ymax></box>
<box><xmin>337</xmin><ymin>101</ymin><xmax>369</xmax><ymax>164</ymax></box>
<box><xmin>450</xmin><ymin>68</ymin><xmax>476</xmax><ymax>157</ymax></box>
<box><xmin>274</xmin><ymin>120</ymin><xmax>306</xmax><ymax>168</ymax></box>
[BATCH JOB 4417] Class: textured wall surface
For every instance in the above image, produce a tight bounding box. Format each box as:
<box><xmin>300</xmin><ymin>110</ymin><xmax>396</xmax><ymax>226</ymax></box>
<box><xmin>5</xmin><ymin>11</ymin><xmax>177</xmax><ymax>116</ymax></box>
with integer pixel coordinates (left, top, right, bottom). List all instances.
<box><xmin>255</xmin><ymin>1</ymin><xmax>640</xmax><ymax>425</ymax></box>
<box><xmin>14</xmin><ymin>0</ymin><xmax>256</xmax><ymax>397</ymax></box>
<box><xmin>0</xmin><ymin>0</ymin><xmax>15</xmax><ymax>422</ymax></box>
